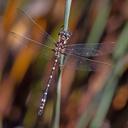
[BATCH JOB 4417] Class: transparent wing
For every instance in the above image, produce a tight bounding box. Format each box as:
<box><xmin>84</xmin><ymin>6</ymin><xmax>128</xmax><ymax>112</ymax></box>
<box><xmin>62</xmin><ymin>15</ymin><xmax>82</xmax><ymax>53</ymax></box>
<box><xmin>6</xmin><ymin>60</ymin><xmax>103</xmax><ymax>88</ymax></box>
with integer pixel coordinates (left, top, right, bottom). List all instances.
<box><xmin>62</xmin><ymin>54</ymin><xmax>112</xmax><ymax>71</ymax></box>
<box><xmin>14</xmin><ymin>8</ymin><xmax>56</xmax><ymax>45</ymax></box>
<box><xmin>10</xmin><ymin>32</ymin><xmax>55</xmax><ymax>61</ymax></box>
<box><xmin>10</xmin><ymin>32</ymin><xmax>53</xmax><ymax>50</ymax></box>
<box><xmin>64</xmin><ymin>42</ymin><xmax>115</xmax><ymax>57</ymax></box>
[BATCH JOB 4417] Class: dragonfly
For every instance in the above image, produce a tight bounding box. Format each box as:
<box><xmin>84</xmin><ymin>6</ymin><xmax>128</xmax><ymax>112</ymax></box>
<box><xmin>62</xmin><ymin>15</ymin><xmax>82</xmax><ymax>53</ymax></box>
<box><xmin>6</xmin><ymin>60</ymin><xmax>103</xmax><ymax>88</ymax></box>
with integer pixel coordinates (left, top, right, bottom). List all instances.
<box><xmin>11</xmin><ymin>9</ymin><xmax>115</xmax><ymax>116</ymax></box>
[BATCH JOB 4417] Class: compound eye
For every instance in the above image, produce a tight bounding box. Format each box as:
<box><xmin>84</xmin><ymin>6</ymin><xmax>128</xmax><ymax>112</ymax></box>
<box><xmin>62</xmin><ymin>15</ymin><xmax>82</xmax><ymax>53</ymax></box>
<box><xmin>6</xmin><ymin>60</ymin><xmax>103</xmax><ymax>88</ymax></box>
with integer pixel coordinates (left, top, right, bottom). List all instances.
<box><xmin>62</xmin><ymin>35</ymin><xmax>66</xmax><ymax>40</ymax></box>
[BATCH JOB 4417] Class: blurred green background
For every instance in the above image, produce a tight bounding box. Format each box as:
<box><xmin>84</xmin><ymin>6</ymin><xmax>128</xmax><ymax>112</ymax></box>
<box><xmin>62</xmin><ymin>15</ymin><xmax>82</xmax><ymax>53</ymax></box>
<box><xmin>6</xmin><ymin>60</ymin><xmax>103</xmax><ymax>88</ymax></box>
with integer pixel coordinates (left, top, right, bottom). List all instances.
<box><xmin>0</xmin><ymin>0</ymin><xmax>128</xmax><ymax>128</ymax></box>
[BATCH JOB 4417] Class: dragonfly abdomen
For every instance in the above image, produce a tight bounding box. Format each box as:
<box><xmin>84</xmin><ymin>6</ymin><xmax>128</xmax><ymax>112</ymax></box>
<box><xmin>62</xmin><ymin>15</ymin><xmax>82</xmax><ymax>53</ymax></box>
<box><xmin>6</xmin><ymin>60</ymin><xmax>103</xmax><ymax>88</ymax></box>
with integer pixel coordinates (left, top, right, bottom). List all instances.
<box><xmin>38</xmin><ymin>58</ymin><xmax>58</xmax><ymax>116</ymax></box>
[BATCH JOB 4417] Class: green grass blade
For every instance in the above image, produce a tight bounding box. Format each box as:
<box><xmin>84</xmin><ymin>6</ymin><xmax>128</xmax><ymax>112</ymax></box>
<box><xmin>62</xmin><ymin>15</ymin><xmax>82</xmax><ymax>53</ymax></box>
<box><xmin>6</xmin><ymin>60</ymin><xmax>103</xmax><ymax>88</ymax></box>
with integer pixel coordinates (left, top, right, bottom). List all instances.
<box><xmin>90</xmin><ymin>21</ymin><xmax>128</xmax><ymax>128</ymax></box>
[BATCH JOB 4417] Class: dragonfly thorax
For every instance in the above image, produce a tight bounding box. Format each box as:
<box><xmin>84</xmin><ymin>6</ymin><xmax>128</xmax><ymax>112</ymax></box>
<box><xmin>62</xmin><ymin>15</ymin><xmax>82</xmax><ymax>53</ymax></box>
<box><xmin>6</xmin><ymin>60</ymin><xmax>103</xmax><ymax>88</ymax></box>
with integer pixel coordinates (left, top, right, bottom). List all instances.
<box><xmin>54</xmin><ymin>42</ymin><xmax>65</xmax><ymax>57</ymax></box>
<box><xmin>54</xmin><ymin>31</ymin><xmax>72</xmax><ymax>58</ymax></box>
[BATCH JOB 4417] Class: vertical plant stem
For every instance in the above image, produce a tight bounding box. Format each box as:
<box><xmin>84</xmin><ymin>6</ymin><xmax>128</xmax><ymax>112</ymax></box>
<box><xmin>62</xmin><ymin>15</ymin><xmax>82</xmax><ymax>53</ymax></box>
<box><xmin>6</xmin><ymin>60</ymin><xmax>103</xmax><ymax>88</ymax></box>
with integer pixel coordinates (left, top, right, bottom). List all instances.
<box><xmin>52</xmin><ymin>0</ymin><xmax>72</xmax><ymax>128</ymax></box>
<box><xmin>63</xmin><ymin>0</ymin><xmax>72</xmax><ymax>31</ymax></box>
<box><xmin>87</xmin><ymin>0</ymin><xmax>111</xmax><ymax>43</ymax></box>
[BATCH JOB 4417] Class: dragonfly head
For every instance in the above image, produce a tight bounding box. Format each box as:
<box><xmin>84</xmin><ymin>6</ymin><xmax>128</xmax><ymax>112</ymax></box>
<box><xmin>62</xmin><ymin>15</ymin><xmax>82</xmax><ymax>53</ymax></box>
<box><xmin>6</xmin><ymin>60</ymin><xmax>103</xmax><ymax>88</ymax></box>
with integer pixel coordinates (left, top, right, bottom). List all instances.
<box><xmin>58</xmin><ymin>31</ymin><xmax>72</xmax><ymax>42</ymax></box>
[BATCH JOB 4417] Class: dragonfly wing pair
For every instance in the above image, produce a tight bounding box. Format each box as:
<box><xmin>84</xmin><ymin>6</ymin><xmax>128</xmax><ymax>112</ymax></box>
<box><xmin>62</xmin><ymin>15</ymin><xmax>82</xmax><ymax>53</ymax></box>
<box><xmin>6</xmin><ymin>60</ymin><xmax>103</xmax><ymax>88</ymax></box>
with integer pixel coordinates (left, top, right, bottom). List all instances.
<box><xmin>62</xmin><ymin>43</ymin><xmax>115</xmax><ymax>71</ymax></box>
<box><xmin>10</xmin><ymin>8</ymin><xmax>115</xmax><ymax>71</ymax></box>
